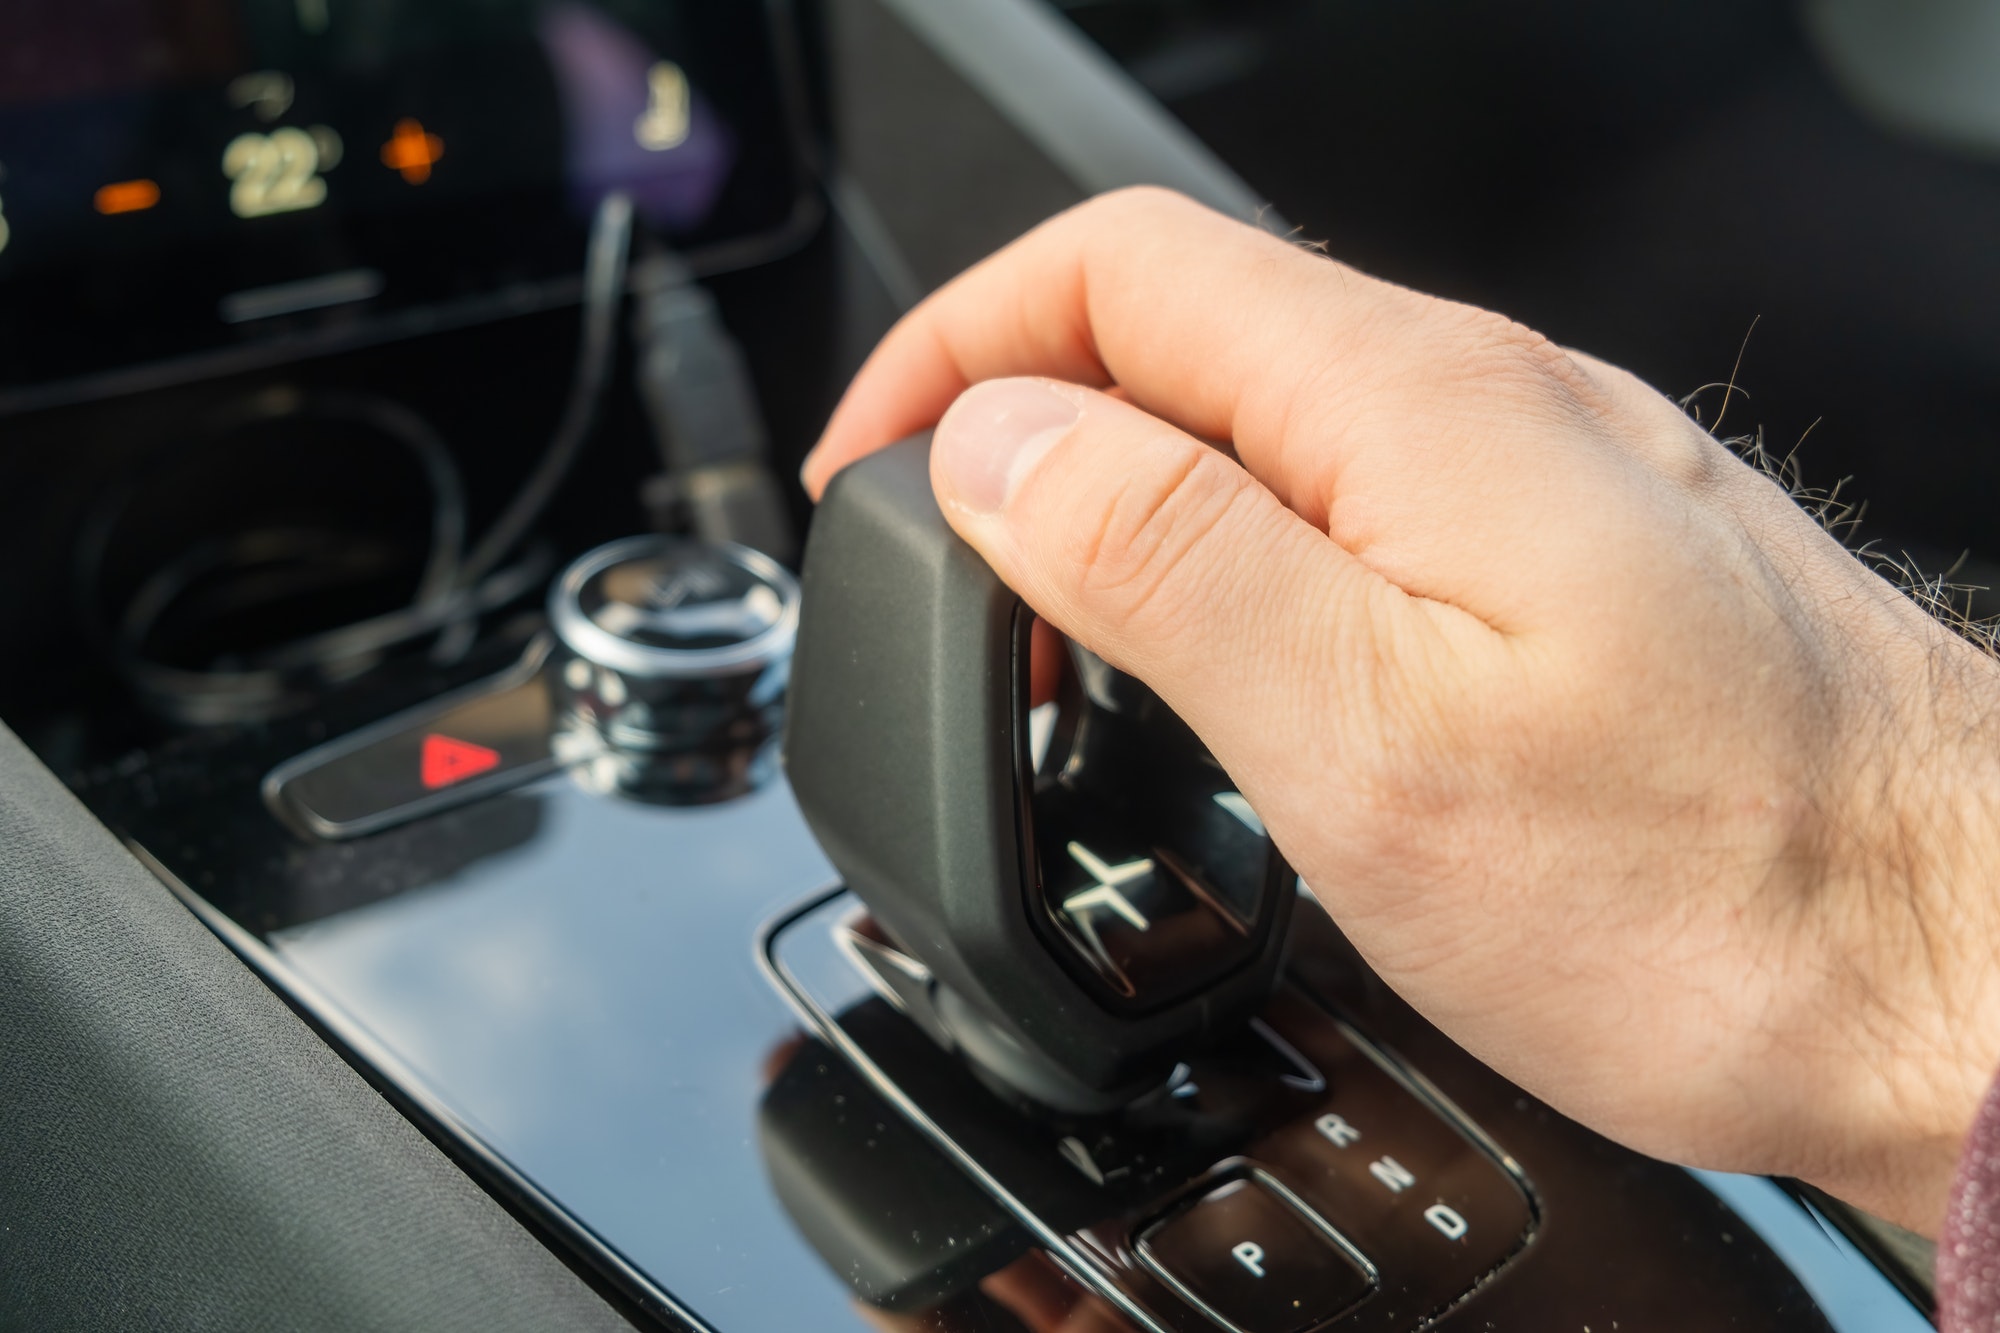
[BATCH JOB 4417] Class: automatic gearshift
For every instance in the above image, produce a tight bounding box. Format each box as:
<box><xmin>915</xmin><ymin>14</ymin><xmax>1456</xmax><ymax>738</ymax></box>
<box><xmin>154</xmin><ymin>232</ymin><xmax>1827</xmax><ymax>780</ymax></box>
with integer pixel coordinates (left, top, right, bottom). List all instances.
<box><xmin>785</xmin><ymin>436</ymin><xmax>1295</xmax><ymax>1112</ymax></box>
<box><xmin>779</xmin><ymin>444</ymin><xmax>1536</xmax><ymax>1324</ymax></box>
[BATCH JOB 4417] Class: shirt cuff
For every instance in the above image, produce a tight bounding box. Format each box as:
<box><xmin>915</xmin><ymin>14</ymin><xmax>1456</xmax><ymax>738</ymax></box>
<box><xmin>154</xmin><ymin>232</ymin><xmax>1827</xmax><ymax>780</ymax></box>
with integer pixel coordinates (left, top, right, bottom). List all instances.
<box><xmin>1940</xmin><ymin>1064</ymin><xmax>2000</xmax><ymax>1329</ymax></box>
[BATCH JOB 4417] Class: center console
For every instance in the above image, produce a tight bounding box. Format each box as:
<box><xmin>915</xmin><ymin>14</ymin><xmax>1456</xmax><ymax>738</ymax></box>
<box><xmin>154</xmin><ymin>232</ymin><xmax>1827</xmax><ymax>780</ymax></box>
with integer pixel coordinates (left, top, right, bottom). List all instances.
<box><xmin>66</xmin><ymin>437</ymin><xmax>1920</xmax><ymax>1330</ymax></box>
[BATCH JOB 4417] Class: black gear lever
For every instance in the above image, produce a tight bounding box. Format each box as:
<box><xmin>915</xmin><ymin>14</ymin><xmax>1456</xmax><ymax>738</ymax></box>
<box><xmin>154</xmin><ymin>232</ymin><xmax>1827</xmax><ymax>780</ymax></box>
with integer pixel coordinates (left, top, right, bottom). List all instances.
<box><xmin>785</xmin><ymin>436</ymin><xmax>1294</xmax><ymax>1113</ymax></box>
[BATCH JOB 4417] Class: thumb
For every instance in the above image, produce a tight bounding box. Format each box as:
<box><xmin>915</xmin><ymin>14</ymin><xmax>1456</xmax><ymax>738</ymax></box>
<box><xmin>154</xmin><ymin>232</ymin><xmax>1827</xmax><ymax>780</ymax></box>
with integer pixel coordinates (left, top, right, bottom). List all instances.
<box><xmin>928</xmin><ymin>376</ymin><xmax>1383</xmax><ymax>783</ymax></box>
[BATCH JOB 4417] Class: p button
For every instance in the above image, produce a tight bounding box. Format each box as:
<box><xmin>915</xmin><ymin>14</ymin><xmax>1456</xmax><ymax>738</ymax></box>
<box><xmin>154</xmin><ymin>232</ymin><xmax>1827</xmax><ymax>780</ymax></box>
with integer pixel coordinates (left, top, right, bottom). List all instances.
<box><xmin>1138</xmin><ymin>1174</ymin><xmax>1372</xmax><ymax>1333</ymax></box>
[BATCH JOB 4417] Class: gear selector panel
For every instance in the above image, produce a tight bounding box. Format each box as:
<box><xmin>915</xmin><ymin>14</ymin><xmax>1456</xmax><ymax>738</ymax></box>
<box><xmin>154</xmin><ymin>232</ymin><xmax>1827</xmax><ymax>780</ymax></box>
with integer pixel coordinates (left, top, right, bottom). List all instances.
<box><xmin>762</xmin><ymin>891</ymin><xmax>1538</xmax><ymax>1331</ymax></box>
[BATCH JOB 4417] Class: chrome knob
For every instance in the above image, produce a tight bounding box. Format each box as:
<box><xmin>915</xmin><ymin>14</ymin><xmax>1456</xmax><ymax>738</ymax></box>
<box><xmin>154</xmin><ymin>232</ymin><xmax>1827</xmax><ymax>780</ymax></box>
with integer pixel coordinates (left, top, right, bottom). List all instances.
<box><xmin>549</xmin><ymin>535</ymin><xmax>799</xmax><ymax>801</ymax></box>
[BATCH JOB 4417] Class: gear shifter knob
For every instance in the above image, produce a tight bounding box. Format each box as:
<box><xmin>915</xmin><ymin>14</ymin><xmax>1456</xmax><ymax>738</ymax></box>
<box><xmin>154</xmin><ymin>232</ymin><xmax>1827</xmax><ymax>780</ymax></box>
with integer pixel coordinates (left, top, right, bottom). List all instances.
<box><xmin>785</xmin><ymin>436</ymin><xmax>1294</xmax><ymax>1112</ymax></box>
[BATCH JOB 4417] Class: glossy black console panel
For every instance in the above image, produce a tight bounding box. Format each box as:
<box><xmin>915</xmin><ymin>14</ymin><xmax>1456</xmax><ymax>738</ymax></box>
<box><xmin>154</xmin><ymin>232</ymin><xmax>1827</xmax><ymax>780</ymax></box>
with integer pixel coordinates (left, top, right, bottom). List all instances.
<box><xmin>71</xmin><ymin>664</ymin><xmax>1929</xmax><ymax>1331</ymax></box>
<box><xmin>111</xmin><ymin>755</ymin><xmax>841</xmax><ymax>1329</ymax></box>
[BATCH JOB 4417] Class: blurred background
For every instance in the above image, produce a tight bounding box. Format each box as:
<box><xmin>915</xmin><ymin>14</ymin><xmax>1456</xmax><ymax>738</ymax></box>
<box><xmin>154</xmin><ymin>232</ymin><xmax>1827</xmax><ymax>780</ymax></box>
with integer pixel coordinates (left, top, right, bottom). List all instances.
<box><xmin>2</xmin><ymin>0</ymin><xmax>1996</xmax><ymax>748</ymax></box>
<box><xmin>1051</xmin><ymin>0</ymin><xmax>2000</xmax><ymax>600</ymax></box>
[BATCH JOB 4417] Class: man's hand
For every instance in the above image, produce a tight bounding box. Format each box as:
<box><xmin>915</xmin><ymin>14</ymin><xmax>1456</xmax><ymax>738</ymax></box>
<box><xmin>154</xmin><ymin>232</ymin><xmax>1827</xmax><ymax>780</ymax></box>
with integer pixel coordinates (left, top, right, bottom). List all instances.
<box><xmin>803</xmin><ymin>188</ymin><xmax>2000</xmax><ymax>1235</ymax></box>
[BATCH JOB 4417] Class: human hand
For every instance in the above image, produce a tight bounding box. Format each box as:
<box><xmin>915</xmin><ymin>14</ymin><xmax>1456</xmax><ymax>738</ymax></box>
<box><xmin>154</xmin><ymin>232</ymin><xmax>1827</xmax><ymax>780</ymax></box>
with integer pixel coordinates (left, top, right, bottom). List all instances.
<box><xmin>802</xmin><ymin>188</ymin><xmax>2000</xmax><ymax>1235</ymax></box>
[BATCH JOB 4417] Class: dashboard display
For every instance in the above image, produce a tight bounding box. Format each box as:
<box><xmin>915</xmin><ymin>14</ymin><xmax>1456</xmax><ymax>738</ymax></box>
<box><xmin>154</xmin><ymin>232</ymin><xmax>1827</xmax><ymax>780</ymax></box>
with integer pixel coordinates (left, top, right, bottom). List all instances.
<box><xmin>0</xmin><ymin>1</ymin><xmax>814</xmax><ymax>396</ymax></box>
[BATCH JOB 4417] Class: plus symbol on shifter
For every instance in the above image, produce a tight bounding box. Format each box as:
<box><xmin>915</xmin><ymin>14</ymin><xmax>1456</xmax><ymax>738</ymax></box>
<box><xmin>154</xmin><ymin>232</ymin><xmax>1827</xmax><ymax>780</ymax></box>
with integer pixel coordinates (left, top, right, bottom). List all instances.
<box><xmin>1061</xmin><ymin>842</ymin><xmax>1156</xmax><ymax>989</ymax></box>
<box><xmin>1062</xmin><ymin>842</ymin><xmax>1154</xmax><ymax>930</ymax></box>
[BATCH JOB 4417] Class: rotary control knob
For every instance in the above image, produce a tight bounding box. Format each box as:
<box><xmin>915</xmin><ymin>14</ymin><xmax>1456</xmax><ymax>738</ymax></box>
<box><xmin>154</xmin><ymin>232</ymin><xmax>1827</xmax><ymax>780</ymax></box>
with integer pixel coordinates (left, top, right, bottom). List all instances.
<box><xmin>549</xmin><ymin>535</ymin><xmax>799</xmax><ymax>802</ymax></box>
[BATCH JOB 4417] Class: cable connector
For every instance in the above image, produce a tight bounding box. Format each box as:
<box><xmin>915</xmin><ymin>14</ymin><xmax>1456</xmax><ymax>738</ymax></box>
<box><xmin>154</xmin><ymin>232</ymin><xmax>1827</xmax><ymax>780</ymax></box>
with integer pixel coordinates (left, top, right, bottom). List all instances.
<box><xmin>630</xmin><ymin>251</ymin><xmax>795</xmax><ymax>562</ymax></box>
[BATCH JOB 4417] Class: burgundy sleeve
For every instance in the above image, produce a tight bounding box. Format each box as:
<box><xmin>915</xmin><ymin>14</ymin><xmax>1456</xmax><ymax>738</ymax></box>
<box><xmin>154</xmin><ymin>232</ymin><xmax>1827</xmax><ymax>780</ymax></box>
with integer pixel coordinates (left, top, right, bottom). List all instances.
<box><xmin>1940</xmin><ymin>1069</ymin><xmax>2000</xmax><ymax>1330</ymax></box>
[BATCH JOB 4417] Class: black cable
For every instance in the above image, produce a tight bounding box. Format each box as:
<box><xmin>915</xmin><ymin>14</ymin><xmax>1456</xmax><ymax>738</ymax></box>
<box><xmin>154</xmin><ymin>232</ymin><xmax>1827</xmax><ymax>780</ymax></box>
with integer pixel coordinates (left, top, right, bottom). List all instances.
<box><xmin>257</xmin><ymin>546</ymin><xmax>551</xmax><ymax>671</ymax></box>
<box><xmin>459</xmin><ymin>191</ymin><xmax>635</xmax><ymax>586</ymax></box>
<box><xmin>77</xmin><ymin>388</ymin><xmax>473</xmax><ymax>726</ymax></box>
<box><xmin>630</xmin><ymin>245</ymin><xmax>795</xmax><ymax>561</ymax></box>
<box><xmin>79</xmin><ymin>194</ymin><xmax>636</xmax><ymax>727</ymax></box>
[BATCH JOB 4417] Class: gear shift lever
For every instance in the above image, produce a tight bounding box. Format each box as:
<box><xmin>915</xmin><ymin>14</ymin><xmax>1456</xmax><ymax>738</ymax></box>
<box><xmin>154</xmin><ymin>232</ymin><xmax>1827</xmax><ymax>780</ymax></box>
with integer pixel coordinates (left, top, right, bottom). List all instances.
<box><xmin>785</xmin><ymin>436</ymin><xmax>1294</xmax><ymax>1112</ymax></box>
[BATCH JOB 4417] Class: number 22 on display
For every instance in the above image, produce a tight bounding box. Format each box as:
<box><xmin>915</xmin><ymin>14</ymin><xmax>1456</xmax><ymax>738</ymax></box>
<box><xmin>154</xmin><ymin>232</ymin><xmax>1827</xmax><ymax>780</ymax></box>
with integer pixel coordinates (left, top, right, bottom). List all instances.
<box><xmin>222</xmin><ymin>127</ymin><xmax>329</xmax><ymax>218</ymax></box>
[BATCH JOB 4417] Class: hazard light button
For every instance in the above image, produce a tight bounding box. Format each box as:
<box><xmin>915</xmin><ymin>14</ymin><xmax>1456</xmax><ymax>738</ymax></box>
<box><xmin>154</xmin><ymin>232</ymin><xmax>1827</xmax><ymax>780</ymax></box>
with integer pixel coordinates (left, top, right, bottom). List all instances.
<box><xmin>266</xmin><ymin>671</ymin><xmax>561</xmax><ymax>840</ymax></box>
<box><xmin>421</xmin><ymin>734</ymin><xmax>502</xmax><ymax>790</ymax></box>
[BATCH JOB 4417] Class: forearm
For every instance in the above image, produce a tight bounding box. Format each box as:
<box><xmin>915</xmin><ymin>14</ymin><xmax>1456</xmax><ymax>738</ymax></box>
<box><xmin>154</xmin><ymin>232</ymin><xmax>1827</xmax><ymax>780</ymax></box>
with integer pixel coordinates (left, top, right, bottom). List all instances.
<box><xmin>1795</xmin><ymin>608</ymin><xmax>2000</xmax><ymax>1233</ymax></box>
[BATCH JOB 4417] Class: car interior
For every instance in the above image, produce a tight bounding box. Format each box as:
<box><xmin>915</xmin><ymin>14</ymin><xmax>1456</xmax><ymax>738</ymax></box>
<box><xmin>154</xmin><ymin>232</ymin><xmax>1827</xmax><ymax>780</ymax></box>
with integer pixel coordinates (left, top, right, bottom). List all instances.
<box><xmin>1</xmin><ymin>1</ymin><xmax>1991</xmax><ymax>1329</ymax></box>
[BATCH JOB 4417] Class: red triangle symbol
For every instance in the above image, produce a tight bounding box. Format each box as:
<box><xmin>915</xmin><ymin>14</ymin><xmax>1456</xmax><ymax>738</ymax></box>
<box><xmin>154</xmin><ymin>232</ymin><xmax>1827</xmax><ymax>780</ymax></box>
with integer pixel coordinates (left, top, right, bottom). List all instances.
<box><xmin>421</xmin><ymin>733</ymin><xmax>502</xmax><ymax>790</ymax></box>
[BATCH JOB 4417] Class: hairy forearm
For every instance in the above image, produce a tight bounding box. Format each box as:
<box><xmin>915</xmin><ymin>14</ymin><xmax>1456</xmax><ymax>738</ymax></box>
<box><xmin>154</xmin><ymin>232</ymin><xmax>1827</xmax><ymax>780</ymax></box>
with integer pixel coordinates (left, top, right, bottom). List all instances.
<box><xmin>1806</xmin><ymin>622</ymin><xmax>2000</xmax><ymax>1232</ymax></box>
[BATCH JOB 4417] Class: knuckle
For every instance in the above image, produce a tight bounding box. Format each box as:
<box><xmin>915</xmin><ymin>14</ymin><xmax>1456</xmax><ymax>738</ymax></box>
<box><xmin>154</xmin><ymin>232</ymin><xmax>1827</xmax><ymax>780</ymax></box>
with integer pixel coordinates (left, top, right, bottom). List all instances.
<box><xmin>1436</xmin><ymin>306</ymin><xmax>1602</xmax><ymax>413</ymax></box>
<box><xmin>1574</xmin><ymin>355</ymin><xmax>1740</xmax><ymax>492</ymax></box>
<box><xmin>1066</xmin><ymin>440</ymin><xmax>1243</xmax><ymax>629</ymax></box>
<box><xmin>1435</xmin><ymin>309</ymin><xmax>1739</xmax><ymax>492</ymax></box>
<box><xmin>1649</xmin><ymin>419</ymin><xmax>1737</xmax><ymax>494</ymax></box>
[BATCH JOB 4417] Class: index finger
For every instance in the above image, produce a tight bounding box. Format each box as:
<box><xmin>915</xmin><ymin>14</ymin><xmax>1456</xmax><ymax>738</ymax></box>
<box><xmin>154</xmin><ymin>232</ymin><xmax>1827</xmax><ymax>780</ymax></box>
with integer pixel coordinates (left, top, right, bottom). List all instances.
<box><xmin>801</xmin><ymin>187</ymin><xmax>1415</xmax><ymax>514</ymax></box>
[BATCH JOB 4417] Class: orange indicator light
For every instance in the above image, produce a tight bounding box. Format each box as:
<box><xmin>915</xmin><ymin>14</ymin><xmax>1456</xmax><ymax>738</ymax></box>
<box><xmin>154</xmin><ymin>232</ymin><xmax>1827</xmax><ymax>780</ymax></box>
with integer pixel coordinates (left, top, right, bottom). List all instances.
<box><xmin>380</xmin><ymin>119</ymin><xmax>444</xmax><ymax>184</ymax></box>
<box><xmin>94</xmin><ymin>179</ymin><xmax>161</xmax><ymax>215</ymax></box>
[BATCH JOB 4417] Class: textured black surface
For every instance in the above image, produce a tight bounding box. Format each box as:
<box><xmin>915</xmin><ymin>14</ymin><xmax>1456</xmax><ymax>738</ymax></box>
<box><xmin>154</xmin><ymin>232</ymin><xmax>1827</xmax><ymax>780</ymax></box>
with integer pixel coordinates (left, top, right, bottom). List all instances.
<box><xmin>0</xmin><ymin>721</ymin><xmax>637</xmax><ymax>1333</ymax></box>
<box><xmin>823</xmin><ymin>0</ymin><xmax>1085</xmax><ymax>291</ymax></box>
